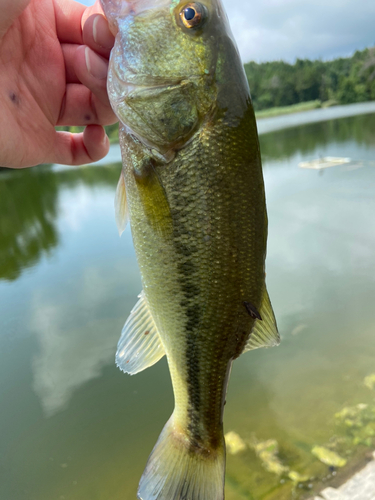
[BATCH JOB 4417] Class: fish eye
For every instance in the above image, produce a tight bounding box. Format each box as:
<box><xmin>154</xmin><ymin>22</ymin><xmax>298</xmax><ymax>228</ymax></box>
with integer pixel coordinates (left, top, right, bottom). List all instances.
<box><xmin>179</xmin><ymin>3</ymin><xmax>207</xmax><ymax>29</ymax></box>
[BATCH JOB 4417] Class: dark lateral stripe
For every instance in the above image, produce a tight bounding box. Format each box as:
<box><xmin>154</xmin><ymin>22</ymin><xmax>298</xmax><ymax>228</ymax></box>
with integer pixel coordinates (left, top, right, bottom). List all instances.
<box><xmin>177</xmin><ymin>262</ymin><xmax>203</xmax><ymax>446</ymax></box>
<box><xmin>170</xmin><ymin>168</ymin><xmax>203</xmax><ymax>446</ymax></box>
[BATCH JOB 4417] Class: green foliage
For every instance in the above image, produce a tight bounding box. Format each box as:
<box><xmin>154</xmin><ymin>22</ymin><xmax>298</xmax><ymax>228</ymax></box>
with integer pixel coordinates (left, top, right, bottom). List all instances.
<box><xmin>58</xmin><ymin>47</ymin><xmax>375</xmax><ymax>140</ymax></box>
<box><xmin>56</xmin><ymin>124</ymin><xmax>119</xmax><ymax>144</ymax></box>
<box><xmin>245</xmin><ymin>46</ymin><xmax>375</xmax><ymax>110</ymax></box>
<box><xmin>255</xmin><ymin>100</ymin><xmax>321</xmax><ymax>119</ymax></box>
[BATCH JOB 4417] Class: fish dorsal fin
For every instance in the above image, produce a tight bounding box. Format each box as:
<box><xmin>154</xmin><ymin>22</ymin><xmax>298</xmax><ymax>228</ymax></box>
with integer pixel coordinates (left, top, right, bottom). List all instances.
<box><xmin>115</xmin><ymin>170</ymin><xmax>129</xmax><ymax>236</ymax></box>
<box><xmin>116</xmin><ymin>291</ymin><xmax>165</xmax><ymax>375</ymax></box>
<box><xmin>243</xmin><ymin>287</ymin><xmax>280</xmax><ymax>352</ymax></box>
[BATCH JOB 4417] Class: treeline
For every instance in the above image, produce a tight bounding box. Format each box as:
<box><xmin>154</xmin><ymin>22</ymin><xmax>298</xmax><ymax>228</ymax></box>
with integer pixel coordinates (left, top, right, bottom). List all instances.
<box><xmin>244</xmin><ymin>46</ymin><xmax>375</xmax><ymax>111</ymax></box>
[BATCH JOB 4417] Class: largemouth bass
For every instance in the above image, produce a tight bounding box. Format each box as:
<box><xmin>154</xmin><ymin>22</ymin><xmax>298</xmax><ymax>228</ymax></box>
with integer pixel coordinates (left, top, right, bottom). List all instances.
<box><xmin>100</xmin><ymin>0</ymin><xmax>280</xmax><ymax>498</ymax></box>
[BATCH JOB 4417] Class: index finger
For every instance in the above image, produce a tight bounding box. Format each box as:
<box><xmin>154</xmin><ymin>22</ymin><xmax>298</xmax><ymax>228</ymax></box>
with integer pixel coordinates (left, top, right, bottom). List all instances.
<box><xmin>53</xmin><ymin>0</ymin><xmax>104</xmax><ymax>45</ymax></box>
<box><xmin>53</xmin><ymin>0</ymin><xmax>85</xmax><ymax>44</ymax></box>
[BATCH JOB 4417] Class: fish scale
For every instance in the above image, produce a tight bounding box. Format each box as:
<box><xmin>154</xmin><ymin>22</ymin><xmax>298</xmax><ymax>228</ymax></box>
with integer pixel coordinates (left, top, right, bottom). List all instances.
<box><xmin>102</xmin><ymin>0</ymin><xmax>279</xmax><ymax>498</ymax></box>
<box><xmin>122</xmin><ymin>104</ymin><xmax>266</xmax><ymax>462</ymax></box>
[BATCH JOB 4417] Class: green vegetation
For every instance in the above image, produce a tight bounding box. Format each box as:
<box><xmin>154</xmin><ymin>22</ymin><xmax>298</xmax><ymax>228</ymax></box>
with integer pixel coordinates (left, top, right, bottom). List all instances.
<box><xmin>57</xmin><ymin>123</ymin><xmax>119</xmax><ymax>144</ymax></box>
<box><xmin>0</xmin><ymin>163</ymin><xmax>120</xmax><ymax>281</ymax></box>
<box><xmin>254</xmin><ymin>100</ymin><xmax>323</xmax><ymax>118</ymax></box>
<box><xmin>245</xmin><ymin>46</ymin><xmax>375</xmax><ymax>111</ymax></box>
<box><xmin>59</xmin><ymin>46</ymin><xmax>375</xmax><ymax>139</ymax></box>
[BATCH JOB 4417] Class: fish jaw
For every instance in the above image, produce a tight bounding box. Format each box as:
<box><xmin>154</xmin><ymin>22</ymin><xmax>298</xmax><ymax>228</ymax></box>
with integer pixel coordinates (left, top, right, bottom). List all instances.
<box><xmin>100</xmin><ymin>0</ymin><xmax>245</xmax><ymax>155</ymax></box>
<box><xmin>100</xmin><ymin>0</ymin><xmax>171</xmax><ymax>33</ymax></box>
<box><xmin>103</xmin><ymin>0</ymin><xmax>224</xmax><ymax>155</ymax></box>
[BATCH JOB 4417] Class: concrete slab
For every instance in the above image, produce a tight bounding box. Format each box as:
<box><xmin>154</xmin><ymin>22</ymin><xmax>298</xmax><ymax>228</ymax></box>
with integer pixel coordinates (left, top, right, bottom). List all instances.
<box><xmin>311</xmin><ymin>452</ymin><xmax>375</xmax><ymax>500</ymax></box>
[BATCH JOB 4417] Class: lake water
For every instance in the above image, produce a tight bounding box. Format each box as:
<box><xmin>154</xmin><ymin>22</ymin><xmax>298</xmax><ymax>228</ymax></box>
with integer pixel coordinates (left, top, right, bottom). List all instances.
<box><xmin>1</xmin><ymin>109</ymin><xmax>375</xmax><ymax>500</ymax></box>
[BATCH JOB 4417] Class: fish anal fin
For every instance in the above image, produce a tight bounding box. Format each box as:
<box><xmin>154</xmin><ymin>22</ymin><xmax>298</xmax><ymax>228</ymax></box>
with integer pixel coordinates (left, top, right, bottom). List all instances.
<box><xmin>243</xmin><ymin>287</ymin><xmax>280</xmax><ymax>352</ymax></box>
<box><xmin>138</xmin><ymin>415</ymin><xmax>225</xmax><ymax>500</ymax></box>
<box><xmin>115</xmin><ymin>170</ymin><xmax>129</xmax><ymax>236</ymax></box>
<box><xmin>116</xmin><ymin>291</ymin><xmax>165</xmax><ymax>375</ymax></box>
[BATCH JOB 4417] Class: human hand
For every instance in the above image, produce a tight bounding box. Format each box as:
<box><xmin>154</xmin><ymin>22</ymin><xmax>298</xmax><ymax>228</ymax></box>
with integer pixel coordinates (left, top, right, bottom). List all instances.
<box><xmin>0</xmin><ymin>0</ymin><xmax>117</xmax><ymax>168</ymax></box>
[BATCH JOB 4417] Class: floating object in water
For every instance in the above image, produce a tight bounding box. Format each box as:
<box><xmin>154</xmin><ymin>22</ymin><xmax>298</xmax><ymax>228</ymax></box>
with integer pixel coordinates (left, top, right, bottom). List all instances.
<box><xmin>287</xmin><ymin>470</ymin><xmax>309</xmax><ymax>483</ymax></box>
<box><xmin>364</xmin><ymin>374</ymin><xmax>375</xmax><ymax>391</ymax></box>
<box><xmin>312</xmin><ymin>446</ymin><xmax>347</xmax><ymax>467</ymax></box>
<box><xmin>252</xmin><ymin>438</ymin><xmax>289</xmax><ymax>475</ymax></box>
<box><xmin>225</xmin><ymin>431</ymin><xmax>247</xmax><ymax>455</ymax></box>
<box><xmin>299</xmin><ymin>157</ymin><xmax>351</xmax><ymax>170</ymax></box>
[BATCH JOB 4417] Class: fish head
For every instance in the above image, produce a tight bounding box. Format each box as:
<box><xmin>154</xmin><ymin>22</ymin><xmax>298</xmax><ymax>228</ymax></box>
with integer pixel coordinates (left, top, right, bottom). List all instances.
<box><xmin>101</xmin><ymin>0</ymin><xmax>236</xmax><ymax>155</ymax></box>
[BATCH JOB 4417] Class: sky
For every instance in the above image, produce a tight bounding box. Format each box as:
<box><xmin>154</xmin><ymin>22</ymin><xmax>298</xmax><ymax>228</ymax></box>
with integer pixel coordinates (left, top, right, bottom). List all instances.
<box><xmin>78</xmin><ymin>0</ymin><xmax>375</xmax><ymax>63</ymax></box>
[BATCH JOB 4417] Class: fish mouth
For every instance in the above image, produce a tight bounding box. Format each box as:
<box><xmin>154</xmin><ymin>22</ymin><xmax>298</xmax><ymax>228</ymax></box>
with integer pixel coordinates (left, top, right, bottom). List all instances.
<box><xmin>101</xmin><ymin>0</ymin><xmax>172</xmax><ymax>33</ymax></box>
<box><xmin>108</xmin><ymin>58</ymin><xmax>207</xmax><ymax>104</ymax></box>
<box><xmin>108</xmin><ymin>68</ymin><xmax>206</xmax><ymax>161</ymax></box>
<box><xmin>109</xmin><ymin>71</ymin><xmax>188</xmax><ymax>106</ymax></box>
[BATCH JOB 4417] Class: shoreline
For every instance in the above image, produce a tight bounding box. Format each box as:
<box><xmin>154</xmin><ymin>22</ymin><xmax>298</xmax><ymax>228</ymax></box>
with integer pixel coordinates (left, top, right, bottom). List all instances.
<box><xmin>49</xmin><ymin>101</ymin><xmax>375</xmax><ymax>172</ymax></box>
<box><xmin>308</xmin><ymin>451</ymin><xmax>375</xmax><ymax>500</ymax></box>
<box><xmin>256</xmin><ymin>101</ymin><xmax>375</xmax><ymax>135</ymax></box>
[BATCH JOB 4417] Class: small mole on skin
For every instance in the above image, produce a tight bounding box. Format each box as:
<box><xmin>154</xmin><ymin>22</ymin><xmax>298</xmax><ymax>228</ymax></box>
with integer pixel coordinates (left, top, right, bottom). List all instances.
<box><xmin>144</xmin><ymin>330</ymin><xmax>150</xmax><ymax>336</ymax></box>
<box><xmin>9</xmin><ymin>92</ymin><xmax>19</xmax><ymax>105</ymax></box>
<box><xmin>84</xmin><ymin>114</ymin><xmax>91</xmax><ymax>121</ymax></box>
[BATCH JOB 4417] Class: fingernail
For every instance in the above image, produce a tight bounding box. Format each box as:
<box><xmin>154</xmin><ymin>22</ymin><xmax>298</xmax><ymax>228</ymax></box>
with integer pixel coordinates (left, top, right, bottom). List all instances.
<box><xmin>85</xmin><ymin>47</ymin><xmax>108</xmax><ymax>80</ymax></box>
<box><xmin>92</xmin><ymin>14</ymin><xmax>115</xmax><ymax>49</ymax></box>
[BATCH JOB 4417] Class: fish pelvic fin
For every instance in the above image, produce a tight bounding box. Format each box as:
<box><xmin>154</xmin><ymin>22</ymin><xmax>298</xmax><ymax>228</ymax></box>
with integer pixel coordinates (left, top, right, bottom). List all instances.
<box><xmin>115</xmin><ymin>170</ymin><xmax>129</xmax><ymax>236</ymax></box>
<box><xmin>116</xmin><ymin>291</ymin><xmax>165</xmax><ymax>375</ymax></box>
<box><xmin>243</xmin><ymin>286</ymin><xmax>280</xmax><ymax>352</ymax></box>
<box><xmin>138</xmin><ymin>415</ymin><xmax>225</xmax><ymax>500</ymax></box>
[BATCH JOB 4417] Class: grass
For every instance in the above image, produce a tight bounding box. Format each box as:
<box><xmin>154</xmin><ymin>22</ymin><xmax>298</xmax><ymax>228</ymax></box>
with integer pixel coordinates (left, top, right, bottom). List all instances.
<box><xmin>254</xmin><ymin>99</ymin><xmax>339</xmax><ymax>119</ymax></box>
<box><xmin>255</xmin><ymin>100</ymin><xmax>321</xmax><ymax>119</ymax></box>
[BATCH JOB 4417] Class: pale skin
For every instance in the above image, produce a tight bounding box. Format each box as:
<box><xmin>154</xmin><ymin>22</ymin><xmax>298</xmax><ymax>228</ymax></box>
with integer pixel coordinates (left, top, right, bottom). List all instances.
<box><xmin>0</xmin><ymin>0</ymin><xmax>117</xmax><ymax>168</ymax></box>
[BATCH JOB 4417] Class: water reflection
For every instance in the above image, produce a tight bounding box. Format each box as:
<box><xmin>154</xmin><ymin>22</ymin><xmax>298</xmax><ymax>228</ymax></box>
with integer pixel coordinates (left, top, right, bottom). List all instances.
<box><xmin>31</xmin><ymin>264</ymin><xmax>124</xmax><ymax>416</ymax></box>
<box><xmin>0</xmin><ymin>165</ymin><xmax>121</xmax><ymax>282</ymax></box>
<box><xmin>260</xmin><ymin>113</ymin><xmax>375</xmax><ymax>161</ymax></box>
<box><xmin>0</xmin><ymin>169</ymin><xmax>58</xmax><ymax>281</ymax></box>
<box><xmin>1</xmin><ymin>111</ymin><xmax>375</xmax><ymax>500</ymax></box>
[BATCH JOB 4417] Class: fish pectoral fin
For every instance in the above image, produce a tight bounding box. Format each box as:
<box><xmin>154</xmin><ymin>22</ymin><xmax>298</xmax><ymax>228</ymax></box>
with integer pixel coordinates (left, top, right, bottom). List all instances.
<box><xmin>116</xmin><ymin>290</ymin><xmax>165</xmax><ymax>375</ymax></box>
<box><xmin>133</xmin><ymin>159</ymin><xmax>173</xmax><ymax>238</ymax></box>
<box><xmin>115</xmin><ymin>170</ymin><xmax>129</xmax><ymax>236</ymax></box>
<box><xmin>243</xmin><ymin>286</ymin><xmax>280</xmax><ymax>352</ymax></box>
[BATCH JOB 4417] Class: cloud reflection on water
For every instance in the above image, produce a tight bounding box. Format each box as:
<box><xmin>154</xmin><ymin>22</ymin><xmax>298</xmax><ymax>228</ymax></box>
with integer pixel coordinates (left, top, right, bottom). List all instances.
<box><xmin>30</xmin><ymin>265</ymin><xmax>122</xmax><ymax>416</ymax></box>
<box><xmin>28</xmin><ymin>175</ymin><xmax>138</xmax><ymax>417</ymax></box>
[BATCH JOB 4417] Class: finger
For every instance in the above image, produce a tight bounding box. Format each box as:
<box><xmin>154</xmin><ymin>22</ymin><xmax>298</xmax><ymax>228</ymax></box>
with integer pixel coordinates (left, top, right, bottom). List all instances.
<box><xmin>51</xmin><ymin>125</ymin><xmax>110</xmax><ymax>165</ymax></box>
<box><xmin>58</xmin><ymin>81</ymin><xmax>116</xmax><ymax>126</ymax></box>
<box><xmin>0</xmin><ymin>0</ymin><xmax>31</xmax><ymax>39</ymax></box>
<box><xmin>54</xmin><ymin>0</ymin><xmax>85</xmax><ymax>44</ymax></box>
<box><xmin>54</xmin><ymin>0</ymin><xmax>105</xmax><ymax>45</ymax></box>
<box><xmin>74</xmin><ymin>45</ymin><xmax>112</xmax><ymax>103</ymax></box>
<box><xmin>83</xmin><ymin>14</ymin><xmax>115</xmax><ymax>58</ymax></box>
<box><xmin>74</xmin><ymin>45</ymin><xmax>117</xmax><ymax>123</ymax></box>
<box><xmin>62</xmin><ymin>43</ymin><xmax>81</xmax><ymax>83</ymax></box>
<box><xmin>62</xmin><ymin>41</ymin><xmax>111</xmax><ymax>84</ymax></box>
<box><xmin>81</xmin><ymin>0</ymin><xmax>105</xmax><ymax>27</ymax></box>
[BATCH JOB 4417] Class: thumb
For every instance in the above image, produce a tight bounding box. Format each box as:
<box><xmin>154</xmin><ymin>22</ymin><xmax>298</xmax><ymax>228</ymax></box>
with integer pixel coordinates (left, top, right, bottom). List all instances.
<box><xmin>0</xmin><ymin>0</ymin><xmax>31</xmax><ymax>40</ymax></box>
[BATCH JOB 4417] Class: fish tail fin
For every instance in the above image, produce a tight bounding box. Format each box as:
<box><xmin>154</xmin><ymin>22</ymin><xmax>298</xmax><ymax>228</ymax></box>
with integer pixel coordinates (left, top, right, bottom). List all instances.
<box><xmin>137</xmin><ymin>415</ymin><xmax>225</xmax><ymax>500</ymax></box>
